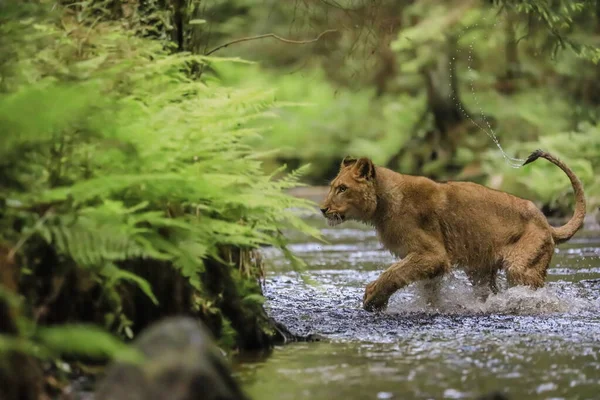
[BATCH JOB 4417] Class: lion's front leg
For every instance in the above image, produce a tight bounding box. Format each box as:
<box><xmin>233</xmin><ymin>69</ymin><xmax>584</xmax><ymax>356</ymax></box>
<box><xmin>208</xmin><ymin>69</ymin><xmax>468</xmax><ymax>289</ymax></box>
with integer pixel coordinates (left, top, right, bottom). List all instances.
<box><xmin>363</xmin><ymin>253</ymin><xmax>450</xmax><ymax>312</ymax></box>
<box><xmin>363</xmin><ymin>279</ymin><xmax>394</xmax><ymax>312</ymax></box>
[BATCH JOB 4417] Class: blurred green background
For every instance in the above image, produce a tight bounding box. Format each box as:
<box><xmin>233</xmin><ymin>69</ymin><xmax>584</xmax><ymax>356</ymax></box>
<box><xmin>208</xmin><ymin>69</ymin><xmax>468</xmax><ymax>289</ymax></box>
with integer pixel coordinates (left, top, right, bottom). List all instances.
<box><xmin>202</xmin><ymin>0</ymin><xmax>600</xmax><ymax>215</ymax></box>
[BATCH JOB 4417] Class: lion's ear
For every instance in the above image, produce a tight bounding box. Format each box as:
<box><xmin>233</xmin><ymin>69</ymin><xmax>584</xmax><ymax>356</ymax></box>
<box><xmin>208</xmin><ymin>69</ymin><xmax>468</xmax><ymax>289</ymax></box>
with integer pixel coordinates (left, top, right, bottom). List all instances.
<box><xmin>353</xmin><ymin>157</ymin><xmax>376</xmax><ymax>180</ymax></box>
<box><xmin>340</xmin><ymin>155</ymin><xmax>357</xmax><ymax>169</ymax></box>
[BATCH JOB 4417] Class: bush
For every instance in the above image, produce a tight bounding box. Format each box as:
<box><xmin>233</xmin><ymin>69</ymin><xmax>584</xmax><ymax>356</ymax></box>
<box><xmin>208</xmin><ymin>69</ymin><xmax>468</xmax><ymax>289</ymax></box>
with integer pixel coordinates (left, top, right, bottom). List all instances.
<box><xmin>0</xmin><ymin>0</ymin><xmax>320</xmax><ymax>364</ymax></box>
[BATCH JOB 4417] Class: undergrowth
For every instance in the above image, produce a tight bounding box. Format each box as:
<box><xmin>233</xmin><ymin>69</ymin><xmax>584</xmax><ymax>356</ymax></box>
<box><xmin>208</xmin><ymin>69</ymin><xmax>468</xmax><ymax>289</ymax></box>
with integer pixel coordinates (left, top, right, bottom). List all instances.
<box><xmin>0</xmin><ymin>0</ymin><xmax>320</xmax><ymax>369</ymax></box>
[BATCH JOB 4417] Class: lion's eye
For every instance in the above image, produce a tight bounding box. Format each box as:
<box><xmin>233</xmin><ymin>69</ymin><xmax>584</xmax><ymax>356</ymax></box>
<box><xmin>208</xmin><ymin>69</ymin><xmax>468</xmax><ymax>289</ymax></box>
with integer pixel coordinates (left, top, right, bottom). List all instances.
<box><xmin>338</xmin><ymin>185</ymin><xmax>347</xmax><ymax>193</ymax></box>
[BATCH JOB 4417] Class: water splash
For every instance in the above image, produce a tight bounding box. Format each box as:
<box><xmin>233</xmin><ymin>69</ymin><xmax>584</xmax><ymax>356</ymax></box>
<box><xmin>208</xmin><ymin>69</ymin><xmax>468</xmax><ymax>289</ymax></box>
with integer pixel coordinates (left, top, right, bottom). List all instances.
<box><xmin>387</xmin><ymin>272</ymin><xmax>592</xmax><ymax>316</ymax></box>
<box><xmin>455</xmin><ymin>17</ymin><xmax>526</xmax><ymax>168</ymax></box>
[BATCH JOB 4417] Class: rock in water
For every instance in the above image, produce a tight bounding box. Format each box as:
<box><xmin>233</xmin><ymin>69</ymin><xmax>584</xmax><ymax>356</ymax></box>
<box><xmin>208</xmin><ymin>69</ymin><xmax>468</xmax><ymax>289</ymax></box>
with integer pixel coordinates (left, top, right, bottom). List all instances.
<box><xmin>95</xmin><ymin>317</ymin><xmax>249</xmax><ymax>400</ymax></box>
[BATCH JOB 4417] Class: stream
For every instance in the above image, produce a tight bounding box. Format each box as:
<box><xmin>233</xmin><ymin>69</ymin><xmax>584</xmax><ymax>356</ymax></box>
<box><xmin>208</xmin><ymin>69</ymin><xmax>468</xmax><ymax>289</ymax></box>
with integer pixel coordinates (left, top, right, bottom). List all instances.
<box><xmin>233</xmin><ymin>211</ymin><xmax>600</xmax><ymax>400</ymax></box>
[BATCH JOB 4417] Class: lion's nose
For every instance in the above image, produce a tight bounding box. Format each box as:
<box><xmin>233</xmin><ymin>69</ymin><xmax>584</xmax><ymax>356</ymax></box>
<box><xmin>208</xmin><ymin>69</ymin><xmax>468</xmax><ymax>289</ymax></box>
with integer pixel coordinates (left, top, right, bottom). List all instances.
<box><xmin>320</xmin><ymin>207</ymin><xmax>329</xmax><ymax>215</ymax></box>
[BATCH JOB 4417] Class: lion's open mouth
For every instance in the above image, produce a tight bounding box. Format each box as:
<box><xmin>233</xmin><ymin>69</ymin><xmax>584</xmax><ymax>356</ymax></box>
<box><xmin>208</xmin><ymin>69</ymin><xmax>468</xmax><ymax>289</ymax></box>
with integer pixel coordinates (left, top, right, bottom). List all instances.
<box><xmin>326</xmin><ymin>214</ymin><xmax>345</xmax><ymax>227</ymax></box>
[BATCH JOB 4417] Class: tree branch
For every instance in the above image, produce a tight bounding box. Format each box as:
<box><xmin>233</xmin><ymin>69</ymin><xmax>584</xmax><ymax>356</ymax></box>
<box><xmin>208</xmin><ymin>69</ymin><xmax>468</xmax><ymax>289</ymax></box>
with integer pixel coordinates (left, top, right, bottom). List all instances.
<box><xmin>205</xmin><ymin>29</ymin><xmax>338</xmax><ymax>56</ymax></box>
<box><xmin>319</xmin><ymin>0</ymin><xmax>361</xmax><ymax>12</ymax></box>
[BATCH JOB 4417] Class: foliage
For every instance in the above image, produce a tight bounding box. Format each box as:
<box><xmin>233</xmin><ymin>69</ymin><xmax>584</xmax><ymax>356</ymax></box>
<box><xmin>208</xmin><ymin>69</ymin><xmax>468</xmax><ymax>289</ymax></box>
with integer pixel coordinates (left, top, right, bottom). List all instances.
<box><xmin>0</xmin><ymin>285</ymin><xmax>142</xmax><ymax>363</ymax></box>
<box><xmin>213</xmin><ymin>62</ymin><xmax>423</xmax><ymax>179</ymax></box>
<box><xmin>197</xmin><ymin>0</ymin><xmax>600</xmax><ymax>212</ymax></box>
<box><xmin>483</xmin><ymin>123</ymin><xmax>600</xmax><ymax>212</ymax></box>
<box><xmin>495</xmin><ymin>0</ymin><xmax>600</xmax><ymax>62</ymax></box>
<box><xmin>0</xmin><ymin>0</ymin><xmax>321</xmax><ymax>366</ymax></box>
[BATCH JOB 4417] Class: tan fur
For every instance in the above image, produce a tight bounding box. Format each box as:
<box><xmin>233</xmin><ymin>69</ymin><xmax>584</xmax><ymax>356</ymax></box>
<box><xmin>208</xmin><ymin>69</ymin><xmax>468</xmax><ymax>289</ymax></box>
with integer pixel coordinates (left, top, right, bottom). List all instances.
<box><xmin>319</xmin><ymin>152</ymin><xmax>586</xmax><ymax>312</ymax></box>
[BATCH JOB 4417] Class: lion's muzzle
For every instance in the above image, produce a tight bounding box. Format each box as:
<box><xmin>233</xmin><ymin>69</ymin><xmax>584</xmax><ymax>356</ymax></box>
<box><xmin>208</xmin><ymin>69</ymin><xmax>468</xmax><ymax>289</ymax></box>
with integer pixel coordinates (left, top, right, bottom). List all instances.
<box><xmin>322</xmin><ymin>209</ymin><xmax>345</xmax><ymax>226</ymax></box>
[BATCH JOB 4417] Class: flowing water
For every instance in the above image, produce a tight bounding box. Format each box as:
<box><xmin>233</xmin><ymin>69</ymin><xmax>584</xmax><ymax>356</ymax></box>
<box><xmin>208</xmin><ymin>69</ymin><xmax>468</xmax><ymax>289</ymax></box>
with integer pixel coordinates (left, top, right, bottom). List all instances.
<box><xmin>233</xmin><ymin>212</ymin><xmax>600</xmax><ymax>400</ymax></box>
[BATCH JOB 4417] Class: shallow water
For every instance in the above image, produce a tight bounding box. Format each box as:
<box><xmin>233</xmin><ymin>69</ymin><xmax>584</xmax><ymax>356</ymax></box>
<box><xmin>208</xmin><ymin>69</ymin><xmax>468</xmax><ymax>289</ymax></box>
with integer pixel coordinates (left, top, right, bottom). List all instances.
<box><xmin>233</xmin><ymin>214</ymin><xmax>600</xmax><ymax>399</ymax></box>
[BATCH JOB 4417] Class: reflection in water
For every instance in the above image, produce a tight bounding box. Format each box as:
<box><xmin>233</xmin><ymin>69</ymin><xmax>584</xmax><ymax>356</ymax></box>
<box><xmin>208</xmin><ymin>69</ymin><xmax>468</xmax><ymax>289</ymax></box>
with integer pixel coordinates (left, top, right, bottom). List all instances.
<box><xmin>234</xmin><ymin>216</ymin><xmax>600</xmax><ymax>399</ymax></box>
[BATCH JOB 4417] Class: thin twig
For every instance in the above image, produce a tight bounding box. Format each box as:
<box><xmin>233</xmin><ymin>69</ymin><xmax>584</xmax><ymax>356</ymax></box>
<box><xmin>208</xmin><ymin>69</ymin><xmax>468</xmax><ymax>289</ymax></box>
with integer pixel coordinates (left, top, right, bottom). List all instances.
<box><xmin>319</xmin><ymin>0</ymin><xmax>361</xmax><ymax>12</ymax></box>
<box><xmin>205</xmin><ymin>29</ymin><xmax>338</xmax><ymax>56</ymax></box>
<box><xmin>7</xmin><ymin>207</ymin><xmax>54</xmax><ymax>262</ymax></box>
<box><xmin>516</xmin><ymin>12</ymin><xmax>533</xmax><ymax>46</ymax></box>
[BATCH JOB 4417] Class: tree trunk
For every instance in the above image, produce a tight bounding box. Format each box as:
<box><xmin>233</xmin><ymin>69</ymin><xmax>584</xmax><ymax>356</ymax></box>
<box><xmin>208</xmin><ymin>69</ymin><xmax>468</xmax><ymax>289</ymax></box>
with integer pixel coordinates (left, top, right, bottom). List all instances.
<box><xmin>495</xmin><ymin>10</ymin><xmax>521</xmax><ymax>94</ymax></box>
<box><xmin>374</xmin><ymin>45</ymin><xmax>398</xmax><ymax>97</ymax></box>
<box><xmin>387</xmin><ymin>35</ymin><xmax>471</xmax><ymax>177</ymax></box>
<box><xmin>172</xmin><ymin>0</ymin><xmax>185</xmax><ymax>51</ymax></box>
<box><xmin>423</xmin><ymin>35</ymin><xmax>467</xmax><ymax>136</ymax></box>
<box><xmin>505</xmin><ymin>11</ymin><xmax>520</xmax><ymax>80</ymax></box>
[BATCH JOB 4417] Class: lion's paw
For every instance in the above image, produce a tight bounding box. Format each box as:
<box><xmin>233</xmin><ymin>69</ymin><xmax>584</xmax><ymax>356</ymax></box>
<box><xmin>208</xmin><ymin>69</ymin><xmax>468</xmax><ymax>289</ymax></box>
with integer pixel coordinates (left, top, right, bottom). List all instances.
<box><xmin>363</xmin><ymin>280</ymin><xmax>391</xmax><ymax>312</ymax></box>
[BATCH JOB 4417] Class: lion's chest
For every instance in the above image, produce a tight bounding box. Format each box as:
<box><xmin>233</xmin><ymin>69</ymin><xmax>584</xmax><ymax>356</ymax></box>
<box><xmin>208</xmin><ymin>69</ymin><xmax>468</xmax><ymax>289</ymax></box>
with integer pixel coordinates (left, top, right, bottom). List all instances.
<box><xmin>376</xmin><ymin>229</ymin><xmax>408</xmax><ymax>259</ymax></box>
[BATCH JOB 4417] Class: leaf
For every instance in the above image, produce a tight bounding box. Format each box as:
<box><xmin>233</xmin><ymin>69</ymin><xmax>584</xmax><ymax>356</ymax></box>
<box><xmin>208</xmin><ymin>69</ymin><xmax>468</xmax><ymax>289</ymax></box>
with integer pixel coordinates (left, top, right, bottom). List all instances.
<box><xmin>242</xmin><ymin>293</ymin><xmax>265</xmax><ymax>306</ymax></box>
<box><xmin>36</xmin><ymin>325</ymin><xmax>143</xmax><ymax>364</ymax></box>
<box><xmin>0</xmin><ymin>285</ymin><xmax>24</xmax><ymax>309</ymax></box>
<box><xmin>0</xmin><ymin>335</ymin><xmax>49</xmax><ymax>358</ymax></box>
<box><xmin>102</xmin><ymin>263</ymin><xmax>159</xmax><ymax>305</ymax></box>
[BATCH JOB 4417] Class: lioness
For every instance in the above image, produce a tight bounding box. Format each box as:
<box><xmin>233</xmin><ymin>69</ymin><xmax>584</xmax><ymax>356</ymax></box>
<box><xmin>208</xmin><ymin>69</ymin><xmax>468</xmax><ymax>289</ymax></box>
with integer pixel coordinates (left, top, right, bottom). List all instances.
<box><xmin>319</xmin><ymin>150</ymin><xmax>586</xmax><ymax>312</ymax></box>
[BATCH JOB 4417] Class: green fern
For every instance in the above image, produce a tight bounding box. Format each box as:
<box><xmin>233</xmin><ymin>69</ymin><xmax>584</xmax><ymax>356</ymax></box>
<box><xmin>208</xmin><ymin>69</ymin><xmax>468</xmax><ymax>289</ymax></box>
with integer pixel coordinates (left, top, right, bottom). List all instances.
<box><xmin>0</xmin><ymin>1</ymin><xmax>322</xmax><ymax>358</ymax></box>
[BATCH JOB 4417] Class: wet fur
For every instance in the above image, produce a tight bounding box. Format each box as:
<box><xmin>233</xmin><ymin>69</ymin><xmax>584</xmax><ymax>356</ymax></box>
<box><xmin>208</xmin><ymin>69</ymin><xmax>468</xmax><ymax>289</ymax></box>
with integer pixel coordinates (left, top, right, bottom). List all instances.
<box><xmin>320</xmin><ymin>153</ymin><xmax>586</xmax><ymax>312</ymax></box>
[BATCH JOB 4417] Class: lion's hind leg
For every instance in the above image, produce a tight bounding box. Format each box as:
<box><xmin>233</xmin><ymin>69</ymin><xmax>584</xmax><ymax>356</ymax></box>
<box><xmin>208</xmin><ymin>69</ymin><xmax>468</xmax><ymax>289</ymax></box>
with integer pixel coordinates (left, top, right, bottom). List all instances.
<box><xmin>417</xmin><ymin>275</ymin><xmax>443</xmax><ymax>308</ymax></box>
<box><xmin>465</xmin><ymin>265</ymin><xmax>499</xmax><ymax>303</ymax></box>
<box><xmin>503</xmin><ymin>229</ymin><xmax>554</xmax><ymax>289</ymax></box>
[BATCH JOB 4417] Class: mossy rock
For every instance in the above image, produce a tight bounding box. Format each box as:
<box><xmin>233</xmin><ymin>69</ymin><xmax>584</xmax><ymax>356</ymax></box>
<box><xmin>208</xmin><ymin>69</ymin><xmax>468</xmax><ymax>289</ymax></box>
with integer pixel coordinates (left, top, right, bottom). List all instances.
<box><xmin>95</xmin><ymin>317</ymin><xmax>249</xmax><ymax>400</ymax></box>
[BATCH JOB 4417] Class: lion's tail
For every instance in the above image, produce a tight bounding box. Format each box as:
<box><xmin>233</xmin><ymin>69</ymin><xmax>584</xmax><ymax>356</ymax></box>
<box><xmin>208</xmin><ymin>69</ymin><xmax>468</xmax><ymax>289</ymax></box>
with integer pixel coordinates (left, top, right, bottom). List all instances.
<box><xmin>523</xmin><ymin>149</ymin><xmax>586</xmax><ymax>244</ymax></box>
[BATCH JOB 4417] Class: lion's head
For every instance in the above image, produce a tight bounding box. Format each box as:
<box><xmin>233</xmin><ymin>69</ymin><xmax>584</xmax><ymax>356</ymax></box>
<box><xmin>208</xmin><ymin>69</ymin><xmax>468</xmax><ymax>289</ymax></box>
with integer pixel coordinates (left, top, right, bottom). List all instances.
<box><xmin>319</xmin><ymin>156</ymin><xmax>378</xmax><ymax>226</ymax></box>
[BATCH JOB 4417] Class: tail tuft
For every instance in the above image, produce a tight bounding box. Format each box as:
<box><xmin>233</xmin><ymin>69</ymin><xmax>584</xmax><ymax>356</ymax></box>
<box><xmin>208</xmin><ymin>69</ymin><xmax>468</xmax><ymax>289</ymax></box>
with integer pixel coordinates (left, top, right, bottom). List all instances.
<box><xmin>523</xmin><ymin>149</ymin><xmax>544</xmax><ymax>166</ymax></box>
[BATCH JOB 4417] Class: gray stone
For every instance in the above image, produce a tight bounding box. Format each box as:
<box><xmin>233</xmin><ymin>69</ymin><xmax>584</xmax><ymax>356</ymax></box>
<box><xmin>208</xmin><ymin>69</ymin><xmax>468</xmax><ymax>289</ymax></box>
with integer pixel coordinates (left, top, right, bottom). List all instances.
<box><xmin>95</xmin><ymin>317</ymin><xmax>249</xmax><ymax>400</ymax></box>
